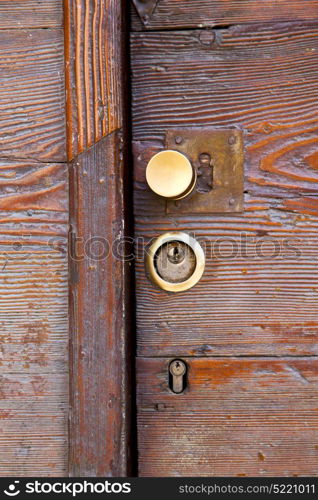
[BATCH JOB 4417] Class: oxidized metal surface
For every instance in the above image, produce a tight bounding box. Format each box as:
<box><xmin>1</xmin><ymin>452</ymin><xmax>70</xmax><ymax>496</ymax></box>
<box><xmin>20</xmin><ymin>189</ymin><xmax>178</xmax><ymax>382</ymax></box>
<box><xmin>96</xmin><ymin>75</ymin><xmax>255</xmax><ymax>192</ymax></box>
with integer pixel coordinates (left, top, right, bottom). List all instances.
<box><xmin>165</xmin><ymin>128</ymin><xmax>244</xmax><ymax>213</ymax></box>
<box><xmin>146</xmin><ymin>232</ymin><xmax>205</xmax><ymax>292</ymax></box>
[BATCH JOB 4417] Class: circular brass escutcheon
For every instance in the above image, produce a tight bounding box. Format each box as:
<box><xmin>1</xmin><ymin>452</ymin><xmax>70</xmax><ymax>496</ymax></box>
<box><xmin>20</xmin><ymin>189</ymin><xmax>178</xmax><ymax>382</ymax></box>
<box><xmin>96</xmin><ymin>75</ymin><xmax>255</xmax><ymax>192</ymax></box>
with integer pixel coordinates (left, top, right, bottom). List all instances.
<box><xmin>146</xmin><ymin>232</ymin><xmax>205</xmax><ymax>292</ymax></box>
<box><xmin>146</xmin><ymin>150</ymin><xmax>196</xmax><ymax>200</ymax></box>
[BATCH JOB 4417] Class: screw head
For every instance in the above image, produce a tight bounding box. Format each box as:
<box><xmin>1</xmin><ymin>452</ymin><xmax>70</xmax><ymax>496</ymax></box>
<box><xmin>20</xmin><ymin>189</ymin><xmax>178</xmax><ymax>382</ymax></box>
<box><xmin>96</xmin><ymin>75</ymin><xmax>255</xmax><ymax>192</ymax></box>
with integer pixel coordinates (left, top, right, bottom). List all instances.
<box><xmin>228</xmin><ymin>135</ymin><xmax>237</xmax><ymax>145</ymax></box>
<box><xmin>175</xmin><ymin>136</ymin><xmax>183</xmax><ymax>145</ymax></box>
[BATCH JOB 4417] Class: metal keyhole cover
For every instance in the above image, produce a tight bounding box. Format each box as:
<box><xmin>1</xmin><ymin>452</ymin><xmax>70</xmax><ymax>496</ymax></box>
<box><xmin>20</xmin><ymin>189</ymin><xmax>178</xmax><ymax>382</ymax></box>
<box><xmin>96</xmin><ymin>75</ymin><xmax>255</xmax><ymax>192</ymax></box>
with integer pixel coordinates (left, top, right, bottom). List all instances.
<box><xmin>146</xmin><ymin>232</ymin><xmax>205</xmax><ymax>292</ymax></box>
<box><xmin>169</xmin><ymin>359</ymin><xmax>187</xmax><ymax>394</ymax></box>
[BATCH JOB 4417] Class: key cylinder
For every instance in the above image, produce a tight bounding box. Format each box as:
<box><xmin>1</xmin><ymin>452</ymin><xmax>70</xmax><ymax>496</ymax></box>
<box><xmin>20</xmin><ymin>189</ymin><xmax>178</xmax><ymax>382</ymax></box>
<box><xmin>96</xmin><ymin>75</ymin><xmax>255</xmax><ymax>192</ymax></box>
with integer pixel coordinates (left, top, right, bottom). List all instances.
<box><xmin>146</xmin><ymin>232</ymin><xmax>205</xmax><ymax>292</ymax></box>
<box><xmin>155</xmin><ymin>241</ymin><xmax>196</xmax><ymax>283</ymax></box>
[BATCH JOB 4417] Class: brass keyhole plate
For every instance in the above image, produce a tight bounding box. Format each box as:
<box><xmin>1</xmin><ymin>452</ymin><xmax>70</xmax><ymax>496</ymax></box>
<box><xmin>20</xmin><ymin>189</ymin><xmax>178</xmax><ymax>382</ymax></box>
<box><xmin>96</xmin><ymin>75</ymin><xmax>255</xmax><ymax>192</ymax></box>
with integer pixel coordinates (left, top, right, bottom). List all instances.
<box><xmin>146</xmin><ymin>232</ymin><xmax>205</xmax><ymax>292</ymax></box>
<box><xmin>165</xmin><ymin>128</ymin><xmax>244</xmax><ymax>214</ymax></box>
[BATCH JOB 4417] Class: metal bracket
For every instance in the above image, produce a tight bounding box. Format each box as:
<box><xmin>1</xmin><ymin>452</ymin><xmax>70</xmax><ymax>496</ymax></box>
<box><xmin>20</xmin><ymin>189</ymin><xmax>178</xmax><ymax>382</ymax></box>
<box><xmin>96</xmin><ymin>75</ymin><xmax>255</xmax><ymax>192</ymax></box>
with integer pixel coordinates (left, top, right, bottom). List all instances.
<box><xmin>165</xmin><ymin>128</ymin><xmax>244</xmax><ymax>213</ymax></box>
<box><xmin>132</xmin><ymin>0</ymin><xmax>158</xmax><ymax>25</ymax></box>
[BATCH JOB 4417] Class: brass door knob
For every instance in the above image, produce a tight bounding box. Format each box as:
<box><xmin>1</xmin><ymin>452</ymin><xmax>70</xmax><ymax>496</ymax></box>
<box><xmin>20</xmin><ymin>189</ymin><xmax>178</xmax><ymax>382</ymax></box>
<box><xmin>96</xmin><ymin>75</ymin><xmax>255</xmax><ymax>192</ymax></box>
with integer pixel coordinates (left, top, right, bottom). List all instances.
<box><xmin>146</xmin><ymin>150</ymin><xmax>196</xmax><ymax>200</ymax></box>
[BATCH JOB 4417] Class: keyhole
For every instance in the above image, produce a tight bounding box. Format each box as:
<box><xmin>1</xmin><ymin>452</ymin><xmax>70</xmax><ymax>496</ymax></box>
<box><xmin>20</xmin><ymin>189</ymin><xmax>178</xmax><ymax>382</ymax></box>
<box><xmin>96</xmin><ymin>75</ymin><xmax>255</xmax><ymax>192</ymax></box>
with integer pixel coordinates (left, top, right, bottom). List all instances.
<box><xmin>167</xmin><ymin>243</ymin><xmax>185</xmax><ymax>264</ymax></box>
<box><xmin>197</xmin><ymin>152</ymin><xmax>213</xmax><ymax>193</ymax></box>
<box><xmin>169</xmin><ymin>359</ymin><xmax>187</xmax><ymax>394</ymax></box>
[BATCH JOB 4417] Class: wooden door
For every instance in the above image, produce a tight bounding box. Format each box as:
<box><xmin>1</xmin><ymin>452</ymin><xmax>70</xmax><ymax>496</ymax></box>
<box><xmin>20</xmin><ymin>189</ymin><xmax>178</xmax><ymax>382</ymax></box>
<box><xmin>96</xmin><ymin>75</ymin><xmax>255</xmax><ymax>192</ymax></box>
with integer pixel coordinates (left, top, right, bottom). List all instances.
<box><xmin>131</xmin><ymin>2</ymin><xmax>318</xmax><ymax>476</ymax></box>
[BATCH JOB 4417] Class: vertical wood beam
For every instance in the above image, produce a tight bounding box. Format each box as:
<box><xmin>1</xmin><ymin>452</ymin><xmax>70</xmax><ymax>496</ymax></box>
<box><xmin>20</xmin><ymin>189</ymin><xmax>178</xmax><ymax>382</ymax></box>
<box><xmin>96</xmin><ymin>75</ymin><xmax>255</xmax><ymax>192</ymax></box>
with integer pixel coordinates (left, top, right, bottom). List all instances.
<box><xmin>64</xmin><ymin>0</ymin><xmax>124</xmax><ymax>159</ymax></box>
<box><xmin>65</xmin><ymin>0</ymin><xmax>132</xmax><ymax>476</ymax></box>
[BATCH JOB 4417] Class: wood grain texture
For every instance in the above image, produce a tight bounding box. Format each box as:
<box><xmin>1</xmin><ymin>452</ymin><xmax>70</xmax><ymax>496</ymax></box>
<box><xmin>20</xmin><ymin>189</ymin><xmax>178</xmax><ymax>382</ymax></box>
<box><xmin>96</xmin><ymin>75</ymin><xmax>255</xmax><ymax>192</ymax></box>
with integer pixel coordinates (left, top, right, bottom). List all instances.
<box><xmin>131</xmin><ymin>0</ymin><xmax>318</xmax><ymax>30</ymax></box>
<box><xmin>0</xmin><ymin>0</ymin><xmax>69</xmax><ymax>477</ymax></box>
<box><xmin>132</xmin><ymin>22</ymin><xmax>318</xmax><ymax>199</ymax></box>
<box><xmin>135</xmin><ymin>206</ymin><xmax>318</xmax><ymax>357</ymax></box>
<box><xmin>64</xmin><ymin>0</ymin><xmax>125</xmax><ymax>159</ymax></box>
<box><xmin>69</xmin><ymin>132</ymin><xmax>132</xmax><ymax>476</ymax></box>
<box><xmin>0</xmin><ymin>1</ymin><xmax>63</xmax><ymax>28</ymax></box>
<box><xmin>0</xmin><ymin>373</ymin><xmax>68</xmax><ymax>476</ymax></box>
<box><xmin>138</xmin><ymin>357</ymin><xmax>318</xmax><ymax>476</ymax></box>
<box><xmin>131</xmin><ymin>22</ymin><xmax>318</xmax><ymax>357</ymax></box>
<box><xmin>0</xmin><ymin>160</ymin><xmax>68</xmax><ymax>211</ymax></box>
<box><xmin>0</xmin><ymin>210</ymin><xmax>68</xmax><ymax>476</ymax></box>
<box><xmin>0</xmin><ymin>28</ymin><xmax>66</xmax><ymax>161</ymax></box>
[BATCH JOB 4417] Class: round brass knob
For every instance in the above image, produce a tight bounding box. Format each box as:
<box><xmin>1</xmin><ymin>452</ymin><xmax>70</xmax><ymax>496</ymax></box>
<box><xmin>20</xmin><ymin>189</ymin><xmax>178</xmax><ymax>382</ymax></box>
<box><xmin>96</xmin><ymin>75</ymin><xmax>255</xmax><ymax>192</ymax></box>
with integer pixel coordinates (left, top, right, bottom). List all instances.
<box><xmin>146</xmin><ymin>150</ymin><xmax>196</xmax><ymax>200</ymax></box>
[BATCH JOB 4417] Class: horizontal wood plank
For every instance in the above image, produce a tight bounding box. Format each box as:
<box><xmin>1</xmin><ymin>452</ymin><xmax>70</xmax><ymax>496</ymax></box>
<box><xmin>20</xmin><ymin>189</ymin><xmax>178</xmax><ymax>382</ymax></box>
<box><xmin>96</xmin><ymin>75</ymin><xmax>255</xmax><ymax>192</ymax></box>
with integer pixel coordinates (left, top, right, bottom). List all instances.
<box><xmin>0</xmin><ymin>28</ymin><xmax>66</xmax><ymax>161</ymax></box>
<box><xmin>0</xmin><ymin>160</ymin><xmax>68</xmax><ymax>211</ymax></box>
<box><xmin>131</xmin><ymin>23</ymin><xmax>318</xmax><ymax>200</ymax></box>
<box><xmin>0</xmin><ymin>232</ymin><xmax>68</xmax><ymax>474</ymax></box>
<box><xmin>135</xmin><ymin>202</ymin><xmax>318</xmax><ymax>357</ymax></box>
<box><xmin>138</xmin><ymin>357</ymin><xmax>318</xmax><ymax>476</ymax></box>
<box><xmin>131</xmin><ymin>0</ymin><xmax>318</xmax><ymax>30</ymax></box>
<box><xmin>0</xmin><ymin>1</ymin><xmax>63</xmax><ymax>29</ymax></box>
<box><xmin>0</xmin><ymin>373</ymin><xmax>68</xmax><ymax>476</ymax></box>
<box><xmin>0</xmin><ymin>229</ymin><xmax>68</xmax><ymax>373</ymax></box>
<box><xmin>0</xmin><ymin>166</ymin><xmax>68</xmax><ymax>474</ymax></box>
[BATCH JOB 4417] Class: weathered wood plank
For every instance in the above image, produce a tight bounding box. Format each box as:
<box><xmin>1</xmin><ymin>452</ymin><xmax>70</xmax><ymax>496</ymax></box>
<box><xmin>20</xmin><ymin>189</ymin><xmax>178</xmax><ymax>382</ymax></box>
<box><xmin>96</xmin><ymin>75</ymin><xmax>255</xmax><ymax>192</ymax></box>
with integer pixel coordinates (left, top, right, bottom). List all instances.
<box><xmin>131</xmin><ymin>23</ymin><xmax>318</xmax><ymax>215</ymax></box>
<box><xmin>0</xmin><ymin>161</ymin><xmax>67</xmax><ymax>211</ymax></box>
<box><xmin>0</xmin><ymin>224</ymin><xmax>68</xmax><ymax>373</ymax></box>
<box><xmin>65</xmin><ymin>0</ymin><xmax>124</xmax><ymax>158</ymax></box>
<box><xmin>131</xmin><ymin>0</ymin><xmax>318</xmax><ymax>30</ymax></box>
<box><xmin>0</xmin><ymin>212</ymin><xmax>68</xmax><ymax>475</ymax></box>
<box><xmin>0</xmin><ymin>28</ymin><xmax>66</xmax><ymax>161</ymax></box>
<box><xmin>0</xmin><ymin>161</ymin><xmax>68</xmax><ymax>474</ymax></box>
<box><xmin>0</xmin><ymin>1</ymin><xmax>63</xmax><ymax>29</ymax></box>
<box><xmin>135</xmin><ymin>203</ymin><xmax>318</xmax><ymax>357</ymax></box>
<box><xmin>138</xmin><ymin>357</ymin><xmax>318</xmax><ymax>476</ymax></box>
<box><xmin>0</xmin><ymin>373</ymin><xmax>68</xmax><ymax>476</ymax></box>
<box><xmin>131</xmin><ymin>23</ymin><xmax>318</xmax><ymax>199</ymax></box>
<box><xmin>131</xmin><ymin>23</ymin><xmax>318</xmax><ymax>356</ymax></box>
<box><xmin>69</xmin><ymin>132</ymin><xmax>132</xmax><ymax>476</ymax></box>
<box><xmin>0</xmin><ymin>0</ymin><xmax>69</xmax><ymax>478</ymax></box>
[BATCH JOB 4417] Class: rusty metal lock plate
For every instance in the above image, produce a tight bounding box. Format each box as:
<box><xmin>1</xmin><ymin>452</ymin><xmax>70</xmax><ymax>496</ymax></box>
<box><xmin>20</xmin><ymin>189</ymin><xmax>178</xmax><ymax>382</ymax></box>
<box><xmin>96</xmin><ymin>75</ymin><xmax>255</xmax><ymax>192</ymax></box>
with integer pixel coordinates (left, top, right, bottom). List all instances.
<box><xmin>165</xmin><ymin>128</ymin><xmax>244</xmax><ymax>213</ymax></box>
